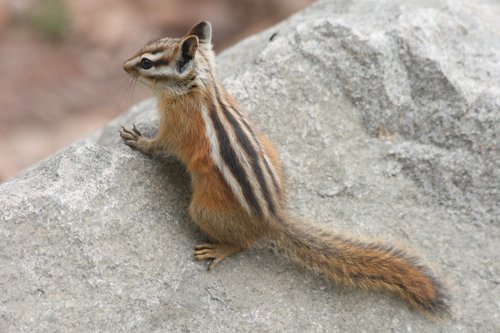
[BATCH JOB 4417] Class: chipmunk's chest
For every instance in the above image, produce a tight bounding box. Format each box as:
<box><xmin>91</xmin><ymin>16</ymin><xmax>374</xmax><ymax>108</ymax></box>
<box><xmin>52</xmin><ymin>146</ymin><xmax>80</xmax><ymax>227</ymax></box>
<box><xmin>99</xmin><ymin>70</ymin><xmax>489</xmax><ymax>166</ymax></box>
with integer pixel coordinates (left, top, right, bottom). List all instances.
<box><xmin>159</xmin><ymin>104</ymin><xmax>214</xmax><ymax>174</ymax></box>
<box><xmin>164</xmin><ymin>109</ymin><xmax>201</xmax><ymax>138</ymax></box>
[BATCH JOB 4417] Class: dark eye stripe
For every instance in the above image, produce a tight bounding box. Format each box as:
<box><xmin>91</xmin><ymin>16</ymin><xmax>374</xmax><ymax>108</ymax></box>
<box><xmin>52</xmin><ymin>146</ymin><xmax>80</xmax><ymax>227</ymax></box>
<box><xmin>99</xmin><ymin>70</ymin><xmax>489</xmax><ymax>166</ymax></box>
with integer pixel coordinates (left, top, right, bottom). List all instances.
<box><xmin>138</xmin><ymin>57</ymin><xmax>169</xmax><ymax>70</ymax></box>
<box><xmin>153</xmin><ymin>59</ymin><xmax>169</xmax><ymax>66</ymax></box>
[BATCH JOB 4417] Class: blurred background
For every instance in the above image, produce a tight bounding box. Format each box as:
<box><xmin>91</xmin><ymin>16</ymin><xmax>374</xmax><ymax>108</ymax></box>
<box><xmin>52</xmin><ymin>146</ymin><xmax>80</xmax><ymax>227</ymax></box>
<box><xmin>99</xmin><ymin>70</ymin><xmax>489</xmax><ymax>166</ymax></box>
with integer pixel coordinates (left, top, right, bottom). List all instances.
<box><xmin>0</xmin><ymin>0</ymin><xmax>313</xmax><ymax>182</ymax></box>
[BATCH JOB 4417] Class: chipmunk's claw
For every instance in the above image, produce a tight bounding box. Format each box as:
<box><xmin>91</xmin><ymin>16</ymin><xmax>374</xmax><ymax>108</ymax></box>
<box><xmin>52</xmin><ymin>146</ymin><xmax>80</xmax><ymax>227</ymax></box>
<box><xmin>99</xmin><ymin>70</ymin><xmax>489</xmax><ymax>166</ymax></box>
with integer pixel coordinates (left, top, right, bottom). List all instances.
<box><xmin>194</xmin><ymin>243</ymin><xmax>241</xmax><ymax>270</ymax></box>
<box><xmin>132</xmin><ymin>124</ymin><xmax>142</xmax><ymax>136</ymax></box>
<box><xmin>120</xmin><ymin>125</ymin><xmax>142</xmax><ymax>149</ymax></box>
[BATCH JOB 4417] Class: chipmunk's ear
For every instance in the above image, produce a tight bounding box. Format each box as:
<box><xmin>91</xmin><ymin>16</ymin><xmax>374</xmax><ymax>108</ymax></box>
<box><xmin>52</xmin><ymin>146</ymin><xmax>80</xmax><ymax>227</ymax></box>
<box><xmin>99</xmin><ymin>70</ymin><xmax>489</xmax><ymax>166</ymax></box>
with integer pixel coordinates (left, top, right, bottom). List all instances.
<box><xmin>180</xmin><ymin>35</ymin><xmax>199</xmax><ymax>59</ymax></box>
<box><xmin>186</xmin><ymin>21</ymin><xmax>212</xmax><ymax>44</ymax></box>
<box><xmin>177</xmin><ymin>35</ymin><xmax>198</xmax><ymax>72</ymax></box>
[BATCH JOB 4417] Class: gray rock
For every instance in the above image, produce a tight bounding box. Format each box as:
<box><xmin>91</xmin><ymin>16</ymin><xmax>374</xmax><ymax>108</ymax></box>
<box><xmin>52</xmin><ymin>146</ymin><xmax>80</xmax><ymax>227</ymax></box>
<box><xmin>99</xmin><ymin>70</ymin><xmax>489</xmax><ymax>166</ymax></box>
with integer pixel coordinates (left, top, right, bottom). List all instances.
<box><xmin>1</xmin><ymin>0</ymin><xmax>499</xmax><ymax>331</ymax></box>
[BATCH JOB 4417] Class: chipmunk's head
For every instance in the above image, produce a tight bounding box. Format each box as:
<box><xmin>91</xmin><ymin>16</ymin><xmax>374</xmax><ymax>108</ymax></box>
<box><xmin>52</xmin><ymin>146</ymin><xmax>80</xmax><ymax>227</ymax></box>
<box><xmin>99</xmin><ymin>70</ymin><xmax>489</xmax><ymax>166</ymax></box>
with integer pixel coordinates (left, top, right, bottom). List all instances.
<box><xmin>123</xmin><ymin>21</ymin><xmax>214</xmax><ymax>96</ymax></box>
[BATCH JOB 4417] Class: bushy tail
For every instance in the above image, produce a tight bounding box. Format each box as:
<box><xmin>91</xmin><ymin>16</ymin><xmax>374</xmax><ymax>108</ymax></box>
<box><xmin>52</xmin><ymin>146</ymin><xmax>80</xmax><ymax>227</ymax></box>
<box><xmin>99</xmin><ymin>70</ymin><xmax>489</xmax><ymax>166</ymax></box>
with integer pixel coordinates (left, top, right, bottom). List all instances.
<box><xmin>268</xmin><ymin>215</ymin><xmax>450</xmax><ymax>316</ymax></box>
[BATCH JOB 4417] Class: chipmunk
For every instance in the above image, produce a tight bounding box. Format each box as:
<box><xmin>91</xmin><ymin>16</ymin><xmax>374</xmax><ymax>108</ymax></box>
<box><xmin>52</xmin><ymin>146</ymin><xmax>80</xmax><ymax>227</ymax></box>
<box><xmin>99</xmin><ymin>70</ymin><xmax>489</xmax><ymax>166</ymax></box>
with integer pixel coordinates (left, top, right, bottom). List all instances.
<box><xmin>119</xmin><ymin>21</ymin><xmax>449</xmax><ymax>316</ymax></box>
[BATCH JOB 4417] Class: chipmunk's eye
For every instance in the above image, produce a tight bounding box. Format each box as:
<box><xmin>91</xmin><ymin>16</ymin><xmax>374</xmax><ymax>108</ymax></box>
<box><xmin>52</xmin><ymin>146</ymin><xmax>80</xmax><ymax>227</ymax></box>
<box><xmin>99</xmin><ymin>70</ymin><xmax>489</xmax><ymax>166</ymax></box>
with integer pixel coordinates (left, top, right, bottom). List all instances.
<box><xmin>140</xmin><ymin>58</ymin><xmax>153</xmax><ymax>70</ymax></box>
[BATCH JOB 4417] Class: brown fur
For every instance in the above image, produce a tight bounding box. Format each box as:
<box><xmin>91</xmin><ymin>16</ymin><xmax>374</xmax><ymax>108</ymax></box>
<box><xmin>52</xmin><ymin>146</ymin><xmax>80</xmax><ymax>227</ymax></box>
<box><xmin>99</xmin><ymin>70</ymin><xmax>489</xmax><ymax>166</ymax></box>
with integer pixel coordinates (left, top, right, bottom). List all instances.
<box><xmin>267</xmin><ymin>216</ymin><xmax>449</xmax><ymax>315</ymax></box>
<box><xmin>119</xmin><ymin>21</ymin><xmax>450</xmax><ymax>316</ymax></box>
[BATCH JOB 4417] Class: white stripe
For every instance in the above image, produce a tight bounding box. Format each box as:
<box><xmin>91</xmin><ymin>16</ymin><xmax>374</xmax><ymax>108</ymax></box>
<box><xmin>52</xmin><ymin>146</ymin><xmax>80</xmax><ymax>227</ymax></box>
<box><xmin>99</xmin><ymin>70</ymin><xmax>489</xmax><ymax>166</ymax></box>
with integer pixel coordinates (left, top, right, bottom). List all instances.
<box><xmin>263</xmin><ymin>154</ymin><xmax>281</xmax><ymax>195</ymax></box>
<box><xmin>141</xmin><ymin>52</ymin><xmax>164</xmax><ymax>62</ymax></box>
<box><xmin>200</xmin><ymin>106</ymin><xmax>252</xmax><ymax>214</ymax></box>
<box><xmin>219</xmin><ymin>107</ymin><xmax>270</xmax><ymax>217</ymax></box>
<box><xmin>233</xmin><ymin>105</ymin><xmax>281</xmax><ymax>199</ymax></box>
<box><xmin>147</xmin><ymin>66</ymin><xmax>176</xmax><ymax>77</ymax></box>
<box><xmin>138</xmin><ymin>53</ymin><xmax>178</xmax><ymax>77</ymax></box>
<box><xmin>139</xmin><ymin>52</ymin><xmax>175</xmax><ymax>77</ymax></box>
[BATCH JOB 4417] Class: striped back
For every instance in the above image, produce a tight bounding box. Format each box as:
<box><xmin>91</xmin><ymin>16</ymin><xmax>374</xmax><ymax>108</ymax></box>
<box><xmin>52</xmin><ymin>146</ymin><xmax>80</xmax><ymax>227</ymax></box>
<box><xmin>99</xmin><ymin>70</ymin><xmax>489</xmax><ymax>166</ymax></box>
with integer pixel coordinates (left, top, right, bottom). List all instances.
<box><xmin>122</xmin><ymin>21</ymin><xmax>282</xmax><ymax>219</ymax></box>
<box><xmin>200</xmin><ymin>83</ymin><xmax>282</xmax><ymax>219</ymax></box>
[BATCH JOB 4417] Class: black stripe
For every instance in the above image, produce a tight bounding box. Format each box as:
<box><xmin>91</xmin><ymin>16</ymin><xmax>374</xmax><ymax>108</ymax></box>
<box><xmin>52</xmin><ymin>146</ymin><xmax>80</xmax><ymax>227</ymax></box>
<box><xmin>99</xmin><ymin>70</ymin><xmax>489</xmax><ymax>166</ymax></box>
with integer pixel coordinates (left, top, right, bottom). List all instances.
<box><xmin>152</xmin><ymin>59</ymin><xmax>169</xmax><ymax>67</ymax></box>
<box><xmin>209</xmin><ymin>101</ymin><xmax>262</xmax><ymax>217</ymax></box>
<box><xmin>216</xmin><ymin>94</ymin><xmax>276</xmax><ymax>216</ymax></box>
<box><xmin>231</xmin><ymin>105</ymin><xmax>281</xmax><ymax>196</ymax></box>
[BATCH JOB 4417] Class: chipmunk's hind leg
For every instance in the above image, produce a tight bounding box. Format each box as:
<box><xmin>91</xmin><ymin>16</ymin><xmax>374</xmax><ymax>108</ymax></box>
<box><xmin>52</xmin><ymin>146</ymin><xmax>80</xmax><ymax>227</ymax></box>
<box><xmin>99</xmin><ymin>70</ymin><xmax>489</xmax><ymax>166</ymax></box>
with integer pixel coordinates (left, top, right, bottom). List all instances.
<box><xmin>194</xmin><ymin>243</ymin><xmax>242</xmax><ymax>270</ymax></box>
<box><xmin>189</xmin><ymin>201</ymin><xmax>262</xmax><ymax>270</ymax></box>
<box><xmin>189</xmin><ymin>175</ymin><xmax>266</xmax><ymax>270</ymax></box>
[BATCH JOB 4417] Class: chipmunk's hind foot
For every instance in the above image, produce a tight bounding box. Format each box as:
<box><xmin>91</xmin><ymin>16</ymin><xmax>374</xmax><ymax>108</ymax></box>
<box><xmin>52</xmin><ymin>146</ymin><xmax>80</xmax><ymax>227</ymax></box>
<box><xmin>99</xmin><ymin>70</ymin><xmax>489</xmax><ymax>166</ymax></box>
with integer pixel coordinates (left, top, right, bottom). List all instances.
<box><xmin>194</xmin><ymin>243</ymin><xmax>241</xmax><ymax>270</ymax></box>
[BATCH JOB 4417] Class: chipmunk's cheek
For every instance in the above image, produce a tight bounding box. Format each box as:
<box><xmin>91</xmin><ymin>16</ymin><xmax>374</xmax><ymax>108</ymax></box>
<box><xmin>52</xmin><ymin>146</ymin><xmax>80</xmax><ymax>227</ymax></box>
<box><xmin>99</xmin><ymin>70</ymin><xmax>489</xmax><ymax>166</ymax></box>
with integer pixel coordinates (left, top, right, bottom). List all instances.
<box><xmin>133</xmin><ymin>76</ymin><xmax>149</xmax><ymax>87</ymax></box>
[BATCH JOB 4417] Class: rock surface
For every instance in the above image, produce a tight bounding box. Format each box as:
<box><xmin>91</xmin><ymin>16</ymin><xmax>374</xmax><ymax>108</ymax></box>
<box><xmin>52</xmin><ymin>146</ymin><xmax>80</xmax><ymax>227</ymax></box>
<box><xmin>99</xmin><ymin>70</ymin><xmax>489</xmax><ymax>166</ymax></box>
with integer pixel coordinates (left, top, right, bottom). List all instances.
<box><xmin>1</xmin><ymin>0</ymin><xmax>499</xmax><ymax>331</ymax></box>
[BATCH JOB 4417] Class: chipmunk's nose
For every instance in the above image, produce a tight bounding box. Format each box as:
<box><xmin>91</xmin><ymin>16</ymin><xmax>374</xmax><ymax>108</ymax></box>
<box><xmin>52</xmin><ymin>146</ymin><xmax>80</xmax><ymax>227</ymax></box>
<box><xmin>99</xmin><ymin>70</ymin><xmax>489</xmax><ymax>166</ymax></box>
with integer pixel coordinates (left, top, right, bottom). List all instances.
<box><xmin>122</xmin><ymin>58</ymin><xmax>137</xmax><ymax>74</ymax></box>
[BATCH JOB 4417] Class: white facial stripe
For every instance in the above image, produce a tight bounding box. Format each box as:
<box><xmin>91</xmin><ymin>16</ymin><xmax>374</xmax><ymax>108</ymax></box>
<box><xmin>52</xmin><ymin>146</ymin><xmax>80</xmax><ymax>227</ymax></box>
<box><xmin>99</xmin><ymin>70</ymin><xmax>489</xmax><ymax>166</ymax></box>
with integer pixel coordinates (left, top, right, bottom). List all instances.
<box><xmin>146</xmin><ymin>66</ymin><xmax>176</xmax><ymax>77</ymax></box>
<box><xmin>140</xmin><ymin>53</ymin><xmax>164</xmax><ymax>62</ymax></box>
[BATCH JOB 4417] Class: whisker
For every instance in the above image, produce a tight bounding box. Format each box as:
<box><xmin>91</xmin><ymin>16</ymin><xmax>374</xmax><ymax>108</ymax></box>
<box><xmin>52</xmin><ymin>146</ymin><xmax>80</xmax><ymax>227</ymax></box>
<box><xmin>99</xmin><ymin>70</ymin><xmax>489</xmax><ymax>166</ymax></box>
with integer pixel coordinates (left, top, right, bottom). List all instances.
<box><xmin>130</xmin><ymin>76</ymin><xmax>138</xmax><ymax>102</ymax></box>
<box><xmin>111</xmin><ymin>74</ymin><xmax>136</xmax><ymax>117</ymax></box>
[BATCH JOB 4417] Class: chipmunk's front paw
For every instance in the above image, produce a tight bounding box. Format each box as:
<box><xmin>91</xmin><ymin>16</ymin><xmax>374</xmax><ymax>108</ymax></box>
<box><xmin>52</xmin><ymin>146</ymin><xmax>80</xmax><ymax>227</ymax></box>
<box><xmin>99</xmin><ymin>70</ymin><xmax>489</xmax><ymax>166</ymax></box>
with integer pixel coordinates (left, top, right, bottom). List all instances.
<box><xmin>119</xmin><ymin>124</ymin><xmax>151</xmax><ymax>153</ymax></box>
